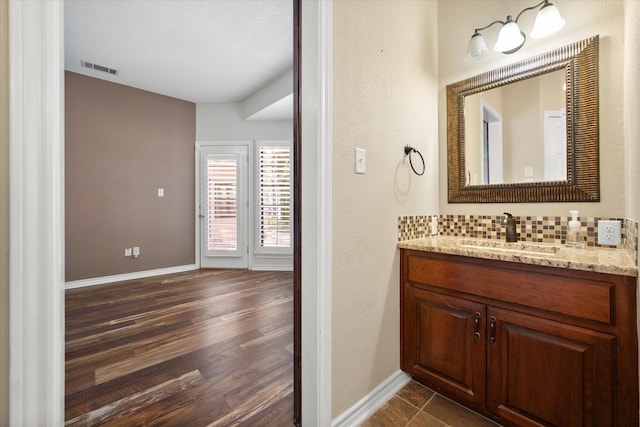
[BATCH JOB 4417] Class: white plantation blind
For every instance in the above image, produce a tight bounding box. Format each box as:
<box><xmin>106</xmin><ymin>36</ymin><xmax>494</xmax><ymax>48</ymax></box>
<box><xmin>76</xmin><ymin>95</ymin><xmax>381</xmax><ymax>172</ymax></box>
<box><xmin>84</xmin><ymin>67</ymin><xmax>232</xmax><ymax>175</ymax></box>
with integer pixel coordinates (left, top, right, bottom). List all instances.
<box><xmin>259</xmin><ymin>145</ymin><xmax>291</xmax><ymax>248</ymax></box>
<box><xmin>207</xmin><ymin>158</ymin><xmax>238</xmax><ymax>251</ymax></box>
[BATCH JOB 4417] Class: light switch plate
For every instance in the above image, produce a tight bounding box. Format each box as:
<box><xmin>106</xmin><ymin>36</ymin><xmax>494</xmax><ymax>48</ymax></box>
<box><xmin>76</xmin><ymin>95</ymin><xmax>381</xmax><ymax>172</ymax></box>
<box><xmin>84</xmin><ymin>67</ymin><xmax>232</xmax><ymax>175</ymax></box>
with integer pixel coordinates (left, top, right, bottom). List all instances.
<box><xmin>598</xmin><ymin>220</ymin><xmax>621</xmax><ymax>246</ymax></box>
<box><xmin>354</xmin><ymin>148</ymin><xmax>366</xmax><ymax>174</ymax></box>
<box><xmin>157</xmin><ymin>188</ymin><xmax>165</xmax><ymax>197</ymax></box>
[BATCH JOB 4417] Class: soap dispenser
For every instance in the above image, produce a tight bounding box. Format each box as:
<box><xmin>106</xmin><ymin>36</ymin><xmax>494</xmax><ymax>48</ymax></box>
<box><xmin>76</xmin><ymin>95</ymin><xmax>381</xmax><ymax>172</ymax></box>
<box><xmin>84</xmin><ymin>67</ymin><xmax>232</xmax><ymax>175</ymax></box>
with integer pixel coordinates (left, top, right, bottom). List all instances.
<box><xmin>565</xmin><ymin>210</ymin><xmax>585</xmax><ymax>248</ymax></box>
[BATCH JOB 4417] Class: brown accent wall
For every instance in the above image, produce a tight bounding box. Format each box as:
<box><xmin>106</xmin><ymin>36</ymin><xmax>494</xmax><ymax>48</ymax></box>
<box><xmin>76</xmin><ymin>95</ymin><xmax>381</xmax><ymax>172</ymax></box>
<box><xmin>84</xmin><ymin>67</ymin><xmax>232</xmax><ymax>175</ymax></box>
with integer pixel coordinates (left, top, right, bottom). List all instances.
<box><xmin>1</xmin><ymin>0</ymin><xmax>9</xmax><ymax>422</ymax></box>
<box><xmin>65</xmin><ymin>72</ymin><xmax>196</xmax><ymax>281</ymax></box>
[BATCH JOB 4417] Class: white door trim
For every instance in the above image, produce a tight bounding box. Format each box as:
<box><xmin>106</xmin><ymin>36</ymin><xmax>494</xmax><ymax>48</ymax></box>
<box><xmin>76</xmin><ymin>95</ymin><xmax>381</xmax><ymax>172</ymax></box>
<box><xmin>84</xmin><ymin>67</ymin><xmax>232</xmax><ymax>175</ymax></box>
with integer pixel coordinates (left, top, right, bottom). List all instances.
<box><xmin>9</xmin><ymin>0</ymin><xmax>65</xmax><ymax>425</ymax></box>
<box><xmin>301</xmin><ymin>0</ymin><xmax>333</xmax><ymax>425</ymax></box>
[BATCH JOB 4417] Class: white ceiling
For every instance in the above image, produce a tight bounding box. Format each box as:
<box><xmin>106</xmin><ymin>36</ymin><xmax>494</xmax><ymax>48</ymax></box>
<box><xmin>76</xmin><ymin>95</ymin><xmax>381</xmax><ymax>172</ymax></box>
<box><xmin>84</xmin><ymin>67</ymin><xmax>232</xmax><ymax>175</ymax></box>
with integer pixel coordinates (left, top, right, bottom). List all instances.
<box><xmin>64</xmin><ymin>0</ymin><xmax>293</xmax><ymax>118</ymax></box>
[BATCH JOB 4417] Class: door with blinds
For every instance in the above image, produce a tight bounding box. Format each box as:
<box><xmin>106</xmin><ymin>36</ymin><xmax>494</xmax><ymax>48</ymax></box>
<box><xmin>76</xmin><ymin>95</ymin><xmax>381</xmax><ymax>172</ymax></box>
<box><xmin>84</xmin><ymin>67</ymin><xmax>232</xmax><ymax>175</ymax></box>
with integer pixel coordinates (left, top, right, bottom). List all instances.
<box><xmin>199</xmin><ymin>144</ymin><xmax>248</xmax><ymax>269</ymax></box>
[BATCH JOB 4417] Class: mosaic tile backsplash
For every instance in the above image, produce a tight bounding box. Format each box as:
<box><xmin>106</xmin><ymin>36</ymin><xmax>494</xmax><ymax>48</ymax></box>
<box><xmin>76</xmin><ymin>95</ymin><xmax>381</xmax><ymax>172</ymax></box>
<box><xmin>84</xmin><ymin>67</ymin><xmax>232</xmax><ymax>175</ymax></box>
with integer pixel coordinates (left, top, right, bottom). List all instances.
<box><xmin>398</xmin><ymin>214</ymin><xmax>638</xmax><ymax>265</ymax></box>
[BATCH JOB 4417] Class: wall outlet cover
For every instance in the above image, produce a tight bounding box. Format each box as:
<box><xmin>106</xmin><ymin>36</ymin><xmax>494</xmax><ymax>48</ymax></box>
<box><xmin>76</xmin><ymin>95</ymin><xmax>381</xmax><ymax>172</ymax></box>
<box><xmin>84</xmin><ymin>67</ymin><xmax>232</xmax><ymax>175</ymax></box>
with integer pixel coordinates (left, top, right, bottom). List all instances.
<box><xmin>597</xmin><ymin>220</ymin><xmax>622</xmax><ymax>246</ymax></box>
<box><xmin>124</xmin><ymin>248</ymin><xmax>132</xmax><ymax>256</ymax></box>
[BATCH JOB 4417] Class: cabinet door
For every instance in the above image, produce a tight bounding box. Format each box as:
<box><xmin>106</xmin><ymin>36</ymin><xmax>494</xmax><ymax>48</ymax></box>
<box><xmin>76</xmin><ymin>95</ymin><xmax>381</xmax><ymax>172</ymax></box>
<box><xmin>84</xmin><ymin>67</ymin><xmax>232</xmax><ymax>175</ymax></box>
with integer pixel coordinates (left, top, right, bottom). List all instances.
<box><xmin>403</xmin><ymin>287</ymin><xmax>486</xmax><ymax>407</ymax></box>
<box><xmin>487</xmin><ymin>307</ymin><xmax>615</xmax><ymax>427</ymax></box>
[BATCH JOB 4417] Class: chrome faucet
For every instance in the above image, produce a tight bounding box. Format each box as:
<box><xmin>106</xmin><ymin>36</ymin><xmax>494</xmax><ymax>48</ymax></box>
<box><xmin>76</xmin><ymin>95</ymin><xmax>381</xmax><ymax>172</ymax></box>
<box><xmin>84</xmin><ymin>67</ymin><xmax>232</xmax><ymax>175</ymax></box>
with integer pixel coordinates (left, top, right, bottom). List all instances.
<box><xmin>501</xmin><ymin>212</ymin><xmax>517</xmax><ymax>242</ymax></box>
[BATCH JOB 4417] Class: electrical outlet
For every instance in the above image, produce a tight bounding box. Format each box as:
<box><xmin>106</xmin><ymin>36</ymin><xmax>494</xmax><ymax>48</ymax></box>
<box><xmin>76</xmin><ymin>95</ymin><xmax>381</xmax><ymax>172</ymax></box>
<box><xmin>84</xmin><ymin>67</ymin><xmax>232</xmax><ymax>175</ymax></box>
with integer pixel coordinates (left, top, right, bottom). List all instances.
<box><xmin>431</xmin><ymin>216</ymin><xmax>438</xmax><ymax>236</ymax></box>
<box><xmin>133</xmin><ymin>246</ymin><xmax>140</xmax><ymax>258</ymax></box>
<box><xmin>597</xmin><ymin>220</ymin><xmax>621</xmax><ymax>246</ymax></box>
<box><xmin>124</xmin><ymin>248</ymin><xmax>132</xmax><ymax>257</ymax></box>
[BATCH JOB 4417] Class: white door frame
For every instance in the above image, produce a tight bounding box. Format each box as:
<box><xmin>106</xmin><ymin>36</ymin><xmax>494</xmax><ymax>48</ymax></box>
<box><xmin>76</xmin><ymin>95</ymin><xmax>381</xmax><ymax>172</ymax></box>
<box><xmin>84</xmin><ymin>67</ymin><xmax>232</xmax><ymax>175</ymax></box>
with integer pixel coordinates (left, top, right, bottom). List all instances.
<box><xmin>8</xmin><ymin>0</ymin><xmax>333</xmax><ymax>425</ymax></box>
<box><xmin>301</xmin><ymin>1</ymin><xmax>333</xmax><ymax>424</ymax></box>
<box><xmin>8</xmin><ymin>1</ymin><xmax>65</xmax><ymax>425</ymax></box>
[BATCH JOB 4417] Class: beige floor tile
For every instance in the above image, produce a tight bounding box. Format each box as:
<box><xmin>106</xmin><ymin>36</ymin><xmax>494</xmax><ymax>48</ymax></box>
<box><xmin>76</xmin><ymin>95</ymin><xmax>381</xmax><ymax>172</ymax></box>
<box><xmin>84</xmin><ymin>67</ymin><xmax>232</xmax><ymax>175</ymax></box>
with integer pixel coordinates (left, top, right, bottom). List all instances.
<box><xmin>361</xmin><ymin>396</ymin><xmax>419</xmax><ymax>427</ymax></box>
<box><xmin>397</xmin><ymin>381</ymin><xmax>435</xmax><ymax>409</ymax></box>
<box><xmin>407</xmin><ymin>410</ymin><xmax>448</xmax><ymax>427</ymax></box>
<box><xmin>424</xmin><ymin>395</ymin><xmax>499</xmax><ymax>427</ymax></box>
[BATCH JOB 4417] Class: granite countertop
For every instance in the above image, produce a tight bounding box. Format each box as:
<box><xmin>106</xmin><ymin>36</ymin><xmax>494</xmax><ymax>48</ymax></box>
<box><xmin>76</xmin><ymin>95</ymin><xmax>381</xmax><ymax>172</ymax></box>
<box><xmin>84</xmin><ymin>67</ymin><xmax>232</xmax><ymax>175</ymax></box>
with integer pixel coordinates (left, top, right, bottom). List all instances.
<box><xmin>397</xmin><ymin>236</ymin><xmax>638</xmax><ymax>277</ymax></box>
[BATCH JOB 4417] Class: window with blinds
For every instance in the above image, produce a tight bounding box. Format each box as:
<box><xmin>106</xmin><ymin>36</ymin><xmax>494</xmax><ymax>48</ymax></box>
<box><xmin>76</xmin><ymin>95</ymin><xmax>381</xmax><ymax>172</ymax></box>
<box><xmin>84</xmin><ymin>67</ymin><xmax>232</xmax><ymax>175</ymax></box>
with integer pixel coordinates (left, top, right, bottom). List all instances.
<box><xmin>258</xmin><ymin>145</ymin><xmax>291</xmax><ymax>249</ymax></box>
<box><xmin>207</xmin><ymin>158</ymin><xmax>238</xmax><ymax>251</ymax></box>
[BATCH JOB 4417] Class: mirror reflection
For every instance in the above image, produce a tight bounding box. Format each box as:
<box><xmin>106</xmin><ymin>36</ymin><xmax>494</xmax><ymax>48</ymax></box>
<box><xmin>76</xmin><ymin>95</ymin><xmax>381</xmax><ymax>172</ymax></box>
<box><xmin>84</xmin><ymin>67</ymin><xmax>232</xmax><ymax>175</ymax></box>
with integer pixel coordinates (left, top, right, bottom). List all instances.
<box><xmin>447</xmin><ymin>36</ymin><xmax>599</xmax><ymax>203</ymax></box>
<box><xmin>464</xmin><ymin>69</ymin><xmax>566</xmax><ymax>185</ymax></box>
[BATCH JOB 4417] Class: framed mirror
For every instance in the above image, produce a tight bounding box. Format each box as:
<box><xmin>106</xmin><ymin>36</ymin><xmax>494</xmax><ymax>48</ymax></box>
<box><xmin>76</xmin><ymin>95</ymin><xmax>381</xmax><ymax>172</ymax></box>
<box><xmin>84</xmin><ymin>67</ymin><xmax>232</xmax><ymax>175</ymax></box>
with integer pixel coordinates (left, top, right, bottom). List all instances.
<box><xmin>447</xmin><ymin>36</ymin><xmax>599</xmax><ymax>203</ymax></box>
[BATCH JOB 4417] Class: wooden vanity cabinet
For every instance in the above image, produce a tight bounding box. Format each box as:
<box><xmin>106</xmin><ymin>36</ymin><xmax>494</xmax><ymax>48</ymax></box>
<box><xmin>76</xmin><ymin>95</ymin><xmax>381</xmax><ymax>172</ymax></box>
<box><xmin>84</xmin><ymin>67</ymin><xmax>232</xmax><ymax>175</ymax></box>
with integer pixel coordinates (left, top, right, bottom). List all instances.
<box><xmin>487</xmin><ymin>307</ymin><xmax>615</xmax><ymax>426</ymax></box>
<box><xmin>400</xmin><ymin>249</ymin><xmax>638</xmax><ymax>427</ymax></box>
<box><xmin>404</xmin><ymin>287</ymin><xmax>487</xmax><ymax>407</ymax></box>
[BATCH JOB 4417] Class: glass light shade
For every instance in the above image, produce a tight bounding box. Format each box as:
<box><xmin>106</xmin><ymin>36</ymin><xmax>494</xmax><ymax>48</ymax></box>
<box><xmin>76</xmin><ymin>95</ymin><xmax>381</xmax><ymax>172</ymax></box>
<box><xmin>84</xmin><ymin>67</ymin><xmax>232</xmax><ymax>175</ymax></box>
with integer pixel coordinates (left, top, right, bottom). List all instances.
<box><xmin>468</xmin><ymin>33</ymin><xmax>488</xmax><ymax>57</ymax></box>
<box><xmin>494</xmin><ymin>21</ymin><xmax>525</xmax><ymax>53</ymax></box>
<box><xmin>530</xmin><ymin>3</ymin><xmax>566</xmax><ymax>38</ymax></box>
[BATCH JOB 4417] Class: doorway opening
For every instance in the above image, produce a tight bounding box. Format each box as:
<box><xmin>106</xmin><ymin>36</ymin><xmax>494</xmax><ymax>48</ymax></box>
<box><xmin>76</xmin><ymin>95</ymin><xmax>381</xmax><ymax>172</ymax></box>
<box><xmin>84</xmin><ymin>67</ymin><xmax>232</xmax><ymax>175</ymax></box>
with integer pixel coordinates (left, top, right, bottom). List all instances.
<box><xmin>481</xmin><ymin>99</ymin><xmax>504</xmax><ymax>185</ymax></box>
<box><xmin>62</xmin><ymin>0</ymin><xmax>301</xmax><ymax>424</ymax></box>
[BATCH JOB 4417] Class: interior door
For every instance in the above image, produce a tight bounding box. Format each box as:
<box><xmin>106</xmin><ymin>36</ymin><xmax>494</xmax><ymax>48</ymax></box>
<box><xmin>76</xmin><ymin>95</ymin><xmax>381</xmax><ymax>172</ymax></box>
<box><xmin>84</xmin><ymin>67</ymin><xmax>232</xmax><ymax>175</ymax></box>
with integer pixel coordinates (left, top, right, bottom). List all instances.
<box><xmin>544</xmin><ymin>109</ymin><xmax>567</xmax><ymax>181</ymax></box>
<box><xmin>199</xmin><ymin>144</ymin><xmax>249</xmax><ymax>269</ymax></box>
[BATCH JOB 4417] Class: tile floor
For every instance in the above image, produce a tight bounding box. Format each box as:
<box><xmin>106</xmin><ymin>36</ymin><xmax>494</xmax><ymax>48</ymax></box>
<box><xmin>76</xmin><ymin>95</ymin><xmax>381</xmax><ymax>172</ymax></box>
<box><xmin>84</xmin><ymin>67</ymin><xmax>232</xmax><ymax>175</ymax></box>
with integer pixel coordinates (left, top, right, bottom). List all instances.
<box><xmin>362</xmin><ymin>381</ymin><xmax>502</xmax><ymax>427</ymax></box>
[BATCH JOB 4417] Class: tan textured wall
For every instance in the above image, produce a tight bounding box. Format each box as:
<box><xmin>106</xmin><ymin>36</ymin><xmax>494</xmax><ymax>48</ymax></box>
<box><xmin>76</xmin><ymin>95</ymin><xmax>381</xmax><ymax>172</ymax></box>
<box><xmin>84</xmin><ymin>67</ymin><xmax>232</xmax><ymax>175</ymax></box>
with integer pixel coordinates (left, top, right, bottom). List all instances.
<box><xmin>439</xmin><ymin>0</ymin><xmax>625</xmax><ymax>217</ymax></box>
<box><xmin>332</xmin><ymin>0</ymin><xmax>438</xmax><ymax>418</ymax></box>
<box><xmin>0</xmin><ymin>0</ymin><xmax>9</xmax><ymax>422</ymax></box>
<box><xmin>464</xmin><ymin>86</ymin><xmax>504</xmax><ymax>184</ymax></box>
<box><xmin>502</xmin><ymin>79</ymin><xmax>539</xmax><ymax>182</ymax></box>
<box><xmin>625</xmin><ymin>1</ymin><xmax>640</xmax><ymax>224</ymax></box>
<box><xmin>623</xmin><ymin>3</ymin><xmax>640</xmax><ymax>403</ymax></box>
<box><xmin>65</xmin><ymin>72</ymin><xmax>196</xmax><ymax>281</ymax></box>
<box><xmin>464</xmin><ymin>92</ymin><xmax>482</xmax><ymax>181</ymax></box>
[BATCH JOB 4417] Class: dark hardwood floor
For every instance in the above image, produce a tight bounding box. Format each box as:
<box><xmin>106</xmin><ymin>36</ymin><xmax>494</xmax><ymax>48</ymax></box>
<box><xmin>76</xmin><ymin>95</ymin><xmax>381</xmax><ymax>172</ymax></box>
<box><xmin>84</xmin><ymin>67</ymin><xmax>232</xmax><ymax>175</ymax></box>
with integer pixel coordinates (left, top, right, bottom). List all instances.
<box><xmin>65</xmin><ymin>269</ymin><xmax>294</xmax><ymax>426</ymax></box>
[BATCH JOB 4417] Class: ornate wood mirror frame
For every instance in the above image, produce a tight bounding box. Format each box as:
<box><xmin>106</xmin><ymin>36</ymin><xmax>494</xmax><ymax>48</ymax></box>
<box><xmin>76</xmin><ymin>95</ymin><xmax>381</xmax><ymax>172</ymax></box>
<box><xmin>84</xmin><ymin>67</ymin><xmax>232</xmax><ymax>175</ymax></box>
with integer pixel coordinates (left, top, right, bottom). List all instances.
<box><xmin>447</xmin><ymin>36</ymin><xmax>599</xmax><ymax>203</ymax></box>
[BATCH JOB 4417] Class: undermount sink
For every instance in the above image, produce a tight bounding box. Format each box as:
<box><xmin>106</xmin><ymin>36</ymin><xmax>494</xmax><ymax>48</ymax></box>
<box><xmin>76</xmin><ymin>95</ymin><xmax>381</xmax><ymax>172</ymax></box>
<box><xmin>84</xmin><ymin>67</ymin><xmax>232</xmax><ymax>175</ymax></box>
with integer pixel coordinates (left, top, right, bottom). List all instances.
<box><xmin>459</xmin><ymin>239</ymin><xmax>560</xmax><ymax>257</ymax></box>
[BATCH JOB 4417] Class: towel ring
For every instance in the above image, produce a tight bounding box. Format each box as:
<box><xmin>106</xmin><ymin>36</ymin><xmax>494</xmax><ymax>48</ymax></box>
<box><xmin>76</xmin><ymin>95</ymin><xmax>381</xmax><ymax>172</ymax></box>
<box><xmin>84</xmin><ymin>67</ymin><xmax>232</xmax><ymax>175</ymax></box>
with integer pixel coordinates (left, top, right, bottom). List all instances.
<box><xmin>404</xmin><ymin>145</ymin><xmax>425</xmax><ymax>176</ymax></box>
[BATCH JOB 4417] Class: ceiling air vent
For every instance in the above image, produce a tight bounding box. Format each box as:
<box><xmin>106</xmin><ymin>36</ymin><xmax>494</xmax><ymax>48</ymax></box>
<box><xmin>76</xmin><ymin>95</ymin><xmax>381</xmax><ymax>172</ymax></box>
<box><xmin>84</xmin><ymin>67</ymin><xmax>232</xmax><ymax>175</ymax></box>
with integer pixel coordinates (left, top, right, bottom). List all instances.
<box><xmin>80</xmin><ymin>60</ymin><xmax>119</xmax><ymax>76</ymax></box>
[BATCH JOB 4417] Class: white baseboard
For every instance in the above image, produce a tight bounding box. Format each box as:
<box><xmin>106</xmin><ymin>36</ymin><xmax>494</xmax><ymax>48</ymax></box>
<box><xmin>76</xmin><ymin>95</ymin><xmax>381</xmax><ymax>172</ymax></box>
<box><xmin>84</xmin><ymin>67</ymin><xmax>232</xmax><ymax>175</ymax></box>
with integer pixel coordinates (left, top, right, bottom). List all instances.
<box><xmin>251</xmin><ymin>265</ymin><xmax>294</xmax><ymax>271</ymax></box>
<box><xmin>65</xmin><ymin>264</ymin><xmax>199</xmax><ymax>289</ymax></box>
<box><xmin>332</xmin><ymin>370</ymin><xmax>411</xmax><ymax>427</ymax></box>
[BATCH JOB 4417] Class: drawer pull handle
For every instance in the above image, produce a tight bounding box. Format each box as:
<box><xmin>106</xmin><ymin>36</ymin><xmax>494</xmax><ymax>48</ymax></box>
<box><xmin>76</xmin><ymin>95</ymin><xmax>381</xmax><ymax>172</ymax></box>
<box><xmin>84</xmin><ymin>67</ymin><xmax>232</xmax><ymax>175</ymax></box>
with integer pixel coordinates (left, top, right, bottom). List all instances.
<box><xmin>473</xmin><ymin>312</ymin><xmax>481</xmax><ymax>341</ymax></box>
<box><xmin>490</xmin><ymin>316</ymin><xmax>496</xmax><ymax>344</ymax></box>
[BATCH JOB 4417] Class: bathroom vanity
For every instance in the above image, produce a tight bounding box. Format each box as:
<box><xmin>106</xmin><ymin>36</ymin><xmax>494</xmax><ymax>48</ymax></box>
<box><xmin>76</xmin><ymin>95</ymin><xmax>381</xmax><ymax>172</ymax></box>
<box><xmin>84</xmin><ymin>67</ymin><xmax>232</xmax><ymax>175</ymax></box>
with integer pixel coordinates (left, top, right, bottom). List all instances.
<box><xmin>399</xmin><ymin>238</ymin><xmax>638</xmax><ymax>426</ymax></box>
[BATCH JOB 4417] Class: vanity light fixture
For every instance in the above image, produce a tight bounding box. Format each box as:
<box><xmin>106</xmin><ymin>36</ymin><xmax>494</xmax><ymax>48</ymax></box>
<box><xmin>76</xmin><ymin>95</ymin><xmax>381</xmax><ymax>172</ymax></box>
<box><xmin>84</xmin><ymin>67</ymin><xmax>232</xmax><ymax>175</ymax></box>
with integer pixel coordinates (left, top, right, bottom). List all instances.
<box><xmin>468</xmin><ymin>0</ymin><xmax>565</xmax><ymax>57</ymax></box>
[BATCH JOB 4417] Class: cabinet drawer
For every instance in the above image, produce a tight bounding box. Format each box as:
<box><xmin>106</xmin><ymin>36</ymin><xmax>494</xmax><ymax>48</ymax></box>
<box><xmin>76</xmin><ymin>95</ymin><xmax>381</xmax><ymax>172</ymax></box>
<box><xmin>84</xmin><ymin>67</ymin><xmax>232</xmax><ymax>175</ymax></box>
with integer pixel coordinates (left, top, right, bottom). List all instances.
<box><xmin>407</xmin><ymin>253</ymin><xmax>613</xmax><ymax>324</ymax></box>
